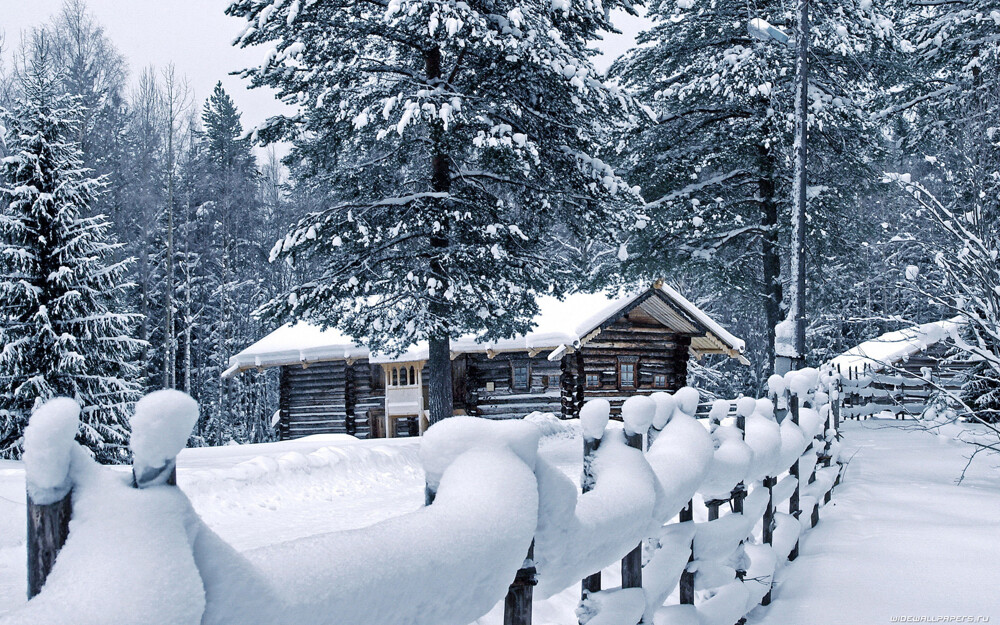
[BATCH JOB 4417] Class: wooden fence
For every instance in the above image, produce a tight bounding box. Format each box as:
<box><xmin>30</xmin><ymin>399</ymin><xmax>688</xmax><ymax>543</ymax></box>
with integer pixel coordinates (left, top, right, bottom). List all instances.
<box><xmin>21</xmin><ymin>378</ymin><xmax>847</xmax><ymax>625</ymax></box>
<box><xmin>837</xmin><ymin>363</ymin><xmax>965</xmax><ymax>420</ymax></box>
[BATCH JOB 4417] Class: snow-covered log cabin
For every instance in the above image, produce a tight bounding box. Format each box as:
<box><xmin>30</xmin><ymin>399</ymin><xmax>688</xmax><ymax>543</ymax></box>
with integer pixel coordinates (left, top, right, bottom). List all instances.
<box><xmin>223</xmin><ymin>282</ymin><xmax>746</xmax><ymax>440</ymax></box>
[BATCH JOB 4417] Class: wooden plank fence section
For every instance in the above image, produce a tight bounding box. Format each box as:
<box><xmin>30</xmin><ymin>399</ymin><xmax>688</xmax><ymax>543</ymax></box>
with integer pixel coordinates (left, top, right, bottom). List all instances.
<box><xmin>24</xmin><ymin>379</ymin><xmax>849</xmax><ymax>625</ymax></box>
<box><xmin>838</xmin><ymin>360</ymin><xmax>968</xmax><ymax>420</ymax></box>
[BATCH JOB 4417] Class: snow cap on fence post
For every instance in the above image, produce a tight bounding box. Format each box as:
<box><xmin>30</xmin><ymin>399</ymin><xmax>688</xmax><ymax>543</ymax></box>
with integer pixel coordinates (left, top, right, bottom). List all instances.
<box><xmin>622</xmin><ymin>395</ymin><xmax>655</xmax><ymax>436</ymax></box>
<box><xmin>674</xmin><ymin>386</ymin><xmax>700</xmax><ymax>417</ymax></box>
<box><xmin>23</xmin><ymin>398</ymin><xmax>81</xmax><ymax>505</ymax></box>
<box><xmin>420</xmin><ymin>416</ymin><xmax>541</xmax><ymax>494</ymax></box>
<box><xmin>736</xmin><ymin>397</ymin><xmax>757</xmax><ymax>418</ymax></box>
<box><xmin>708</xmin><ymin>399</ymin><xmax>730</xmax><ymax>426</ymax></box>
<box><xmin>786</xmin><ymin>370</ymin><xmax>812</xmax><ymax>398</ymax></box>
<box><xmin>755</xmin><ymin>398</ymin><xmax>775</xmax><ymax>419</ymax></box>
<box><xmin>767</xmin><ymin>374</ymin><xmax>786</xmax><ymax>395</ymax></box>
<box><xmin>130</xmin><ymin>390</ymin><xmax>199</xmax><ymax>488</ymax></box>
<box><xmin>650</xmin><ymin>392</ymin><xmax>676</xmax><ymax>430</ymax></box>
<box><xmin>580</xmin><ymin>398</ymin><xmax>611</xmax><ymax>441</ymax></box>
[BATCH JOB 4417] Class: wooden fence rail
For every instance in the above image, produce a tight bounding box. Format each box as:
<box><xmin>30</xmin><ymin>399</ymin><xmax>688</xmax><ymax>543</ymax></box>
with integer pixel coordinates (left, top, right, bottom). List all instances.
<box><xmin>22</xmin><ymin>380</ymin><xmax>847</xmax><ymax>625</ymax></box>
<box><xmin>838</xmin><ymin>362</ymin><xmax>963</xmax><ymax>420</ymax></box>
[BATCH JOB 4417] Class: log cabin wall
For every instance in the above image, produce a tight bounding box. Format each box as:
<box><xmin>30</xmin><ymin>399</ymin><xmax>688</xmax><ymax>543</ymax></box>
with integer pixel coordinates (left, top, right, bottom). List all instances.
<box><xmin>577</xmin><ymin>309</ymin><xmax>692</xmax><ymax>417</ymax></box>
<box><xmin>280</xmin><ymin>360</ymin><xmax>348</xmax><ymax>439</ymax></box>
<box><xmin>464</xmin><ymin>352</ymin><xmax>563</xmax><ymax>420</ymax></box>
<box><xmin>279</xmin><ymin>359</ymin><xmax>386</xmax><ymax>440</ymax></box>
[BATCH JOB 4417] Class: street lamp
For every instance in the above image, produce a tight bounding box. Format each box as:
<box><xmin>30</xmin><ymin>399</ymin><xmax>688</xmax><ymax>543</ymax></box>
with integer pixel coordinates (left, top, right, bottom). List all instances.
<box><xmin>748</xmin><ymin>8</ymin><xmax>809</xmax><ymax>375</ymax></box>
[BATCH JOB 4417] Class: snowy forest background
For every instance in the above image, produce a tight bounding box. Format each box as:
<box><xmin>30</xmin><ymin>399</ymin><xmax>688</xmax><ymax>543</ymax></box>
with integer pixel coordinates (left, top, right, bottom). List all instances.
<box><xmin>1</xmin><ymin>0</ymin><xmax>997</xmax><ymax>460</ymax></box>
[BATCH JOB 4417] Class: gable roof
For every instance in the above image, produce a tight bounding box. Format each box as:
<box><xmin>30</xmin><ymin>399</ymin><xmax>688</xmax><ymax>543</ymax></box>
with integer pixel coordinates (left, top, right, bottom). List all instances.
<box><xmin>829</xmin><ymin>317</ymin><xmax>964</xmax><ymax>374</ymax></box>
<box><xmin>223</xmin><ymin>283</ymin><xmax>746</xmax><ymax>377</ymax></box>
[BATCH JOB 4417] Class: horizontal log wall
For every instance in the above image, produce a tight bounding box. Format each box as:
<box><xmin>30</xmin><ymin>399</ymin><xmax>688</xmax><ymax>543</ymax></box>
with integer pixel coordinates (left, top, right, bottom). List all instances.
<box><xmin>280</xmin><ymin>360</ymin><xmax>388</xmax><ymax>440</ymax></box>
<box><xmin>283</xmin><ymin>361</ymin><xmax>349</xmax><ymax>439</ymax></box>
<box><xmin>466</xmin><ymin>353</ymin><xmax>563</xmax><ymax>420</ymax></box>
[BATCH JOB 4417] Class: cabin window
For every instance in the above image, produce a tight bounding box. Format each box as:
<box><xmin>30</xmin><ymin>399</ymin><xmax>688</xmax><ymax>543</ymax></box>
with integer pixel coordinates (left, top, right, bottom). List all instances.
<box><xmin>654</xmin><ymin>374</ymin><xmax>667</xmax><ymax>388</ymax></box>
<box><xmin>586</xmin><ymin>373</ymin><xmax>600</xmax><ymax>388</ymax></box>
<box><xmin>392</xmin><ymin>368</ymin><xmax>398</xmax><ymax>386</ymax></box>
<box><xmin>409</xmin><ymin>366</ymin><xmax>416</xmax><ymax>385</ymax></box>
<box><xmin>512</xmin><ymin>363</ymin><xmax>530</xmax><ymax>390</ymax></box>
<box><xmin>618</xmin><ymin>358</ymin><xmax>638</xmax><ymax>389</ymax></box>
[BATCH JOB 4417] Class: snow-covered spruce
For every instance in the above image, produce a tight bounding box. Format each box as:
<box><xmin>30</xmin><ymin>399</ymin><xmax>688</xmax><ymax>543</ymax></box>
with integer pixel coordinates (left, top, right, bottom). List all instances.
<box><xmin>609</xmin><ymin>0</ymin><xmax>899</xmax><ymax>367</ymax></box>
<box><xmin>227</xmin><ymin>0</ymin><xmax>645</xmax><ymax>397</ymax></box>
<box><xmin>0</xmin><ymin>46</ymin><xmax>142</xmax><ymax>461</ymax></box>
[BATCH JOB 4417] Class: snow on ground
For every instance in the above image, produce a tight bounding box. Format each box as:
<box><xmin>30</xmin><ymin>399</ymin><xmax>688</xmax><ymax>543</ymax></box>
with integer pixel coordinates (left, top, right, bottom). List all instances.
<box><xmin>1</xmin><ymin>418</ymin><xmax>998</xmax><ymax>623</ymax></box>
<box><xmin>749</xmin><ymin>418</ymin><xmax>1000</xmax><ymax>625</ymax></box>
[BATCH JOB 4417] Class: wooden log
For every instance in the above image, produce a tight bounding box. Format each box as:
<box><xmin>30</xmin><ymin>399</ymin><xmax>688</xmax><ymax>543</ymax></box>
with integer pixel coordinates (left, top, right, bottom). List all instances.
<box><xmin>504</xmin><ymin>542</ymin><xmax>536</xmax><ymax>625</ymax></box>
<box><xmin>26</xmin><ymin>492</ymin><xmax>72</xmax><ymax>599</ymax></box>
<box><xmin>678</xmin><ymin>500</ymin><xmax>695</xmax><ymax>605</ymax></box>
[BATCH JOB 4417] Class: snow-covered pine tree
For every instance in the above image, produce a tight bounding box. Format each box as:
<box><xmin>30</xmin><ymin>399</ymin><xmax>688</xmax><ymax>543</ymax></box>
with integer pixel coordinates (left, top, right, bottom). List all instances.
<box><xmin>187</xmin><ymin>82</ymin><xmax>275</xmax><ymax>444</ymax></box>
<box><xmin>227</xmin><ymin>0</ymin><xmax>644</xmax><ymax>422</ymax></box>
<box><xmin>610</xmin><ymin>0</ymin><xmax>899</xmax><ymax>375</ymax></box>
<box><xmin>0</xmin><ymin>38</ymin><xmax>143</xmax><ymax>461</ymax></box>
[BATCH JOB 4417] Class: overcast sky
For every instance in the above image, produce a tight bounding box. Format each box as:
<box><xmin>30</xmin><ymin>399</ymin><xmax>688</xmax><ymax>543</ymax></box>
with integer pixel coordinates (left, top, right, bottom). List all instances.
<box><xmin>1</xmin><ymin>0</ymin><xmax>647</xmax><ymax>135</ymax></box>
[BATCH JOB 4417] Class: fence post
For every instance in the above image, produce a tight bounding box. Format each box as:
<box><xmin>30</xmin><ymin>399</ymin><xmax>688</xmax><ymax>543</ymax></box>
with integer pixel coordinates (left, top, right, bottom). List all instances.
<box><xmin>580</xmin><ymin>402</ymin><xmax>608</xmax><ymax>602</ymax></box>
<box><xmin>130</xmin><ymin>391</ymin><xmax>199</xmax><ymax>491</ymax></box>
<box><xmin>760</xmin><ymin>475</ymin><xmax>776</xmax><ymax>606</ymax></box>
<box><xmin>620</xmin><ymin>396</ymin><xmax>654</xmax><ymax>615</ymax></box>
<box><xmin>26</xmin><ymin>493</ymin><xmax>72</xmax><ymax>599</ymax></box>
<box><xmin>23</xmin><ymin>398</ymin><xmax>81</xmax><ymax>599</ymax></box>
<box><xmin>621</xmin><ymin>432</ymin><xmax>645</xmax><ymax>592</ymax></box>
<box><xmin>505</xmin><ymin>542</ymin><xmax>537</xmax><ymax>625</ymax></box>
<box><xmin>733</xmin><ymin>411</ymin><xmax>747</xmax><ymax>515</ymax></box>
<box><xmin>679</xmin><ymin>500</ymin><xmax>695</xmax><ymax>605</ymax></box>
<box><xmin>788</xmin><ymin>394</ymin><xmax>801</xmax><ymax>561</ymax></box>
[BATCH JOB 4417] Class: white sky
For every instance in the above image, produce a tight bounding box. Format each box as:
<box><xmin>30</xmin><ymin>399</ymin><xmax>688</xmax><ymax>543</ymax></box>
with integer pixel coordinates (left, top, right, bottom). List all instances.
<box><xmin>0</xmin><ymin>0</ymin><xmax>648</xmax><ymax>135</ymax></box>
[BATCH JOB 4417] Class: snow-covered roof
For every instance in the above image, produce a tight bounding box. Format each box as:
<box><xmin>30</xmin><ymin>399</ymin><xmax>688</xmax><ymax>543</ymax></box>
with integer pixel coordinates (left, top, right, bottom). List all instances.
<box><xmin>223</xmin><ymin>283</ymin><xmax>746</xmax><ymax>377</ymax></box>
<box><xmin>829</xmin><ymin>317</ymin><xmax>964</xmax><ymax>374</ymax></box>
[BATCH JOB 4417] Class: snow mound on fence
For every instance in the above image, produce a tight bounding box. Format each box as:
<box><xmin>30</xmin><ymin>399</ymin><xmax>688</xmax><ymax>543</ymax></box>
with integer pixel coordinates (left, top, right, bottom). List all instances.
<box><xmin>201</xmin><ymin>445</ymin><xmax>538</xmax><ymax>625</ymax></box>
<box><xmin>644</xmin><ymin>409</ymin><xmax>714</xmax><ymax>520</ymax></box>
<box><xmin>131</xmin><ymin>390</ymin><xmax>200</xmax><ymax>471</ymax></box>
<box><xmin>4</xmin><ymin>450</ymin><xmax>206</xmax><ymax>625</ymax></box>
<box><xmin>524</xmin><ymin>412</ymin><xmax>580</xmax><ymax>438</ymax></box>
<box><xmin>534</xmin><ymin>426</ymin><xmax>660</xmax><ymax>598</ymax></box>
<box><xmin>420</xmin><ymin>416</ymin><xmax>541</xmax><ymax>491</ymax></box>
<box><xmin>22</xmin><ymin>398</ymin><xmax>80</xmax><ymax>504</ymax></box>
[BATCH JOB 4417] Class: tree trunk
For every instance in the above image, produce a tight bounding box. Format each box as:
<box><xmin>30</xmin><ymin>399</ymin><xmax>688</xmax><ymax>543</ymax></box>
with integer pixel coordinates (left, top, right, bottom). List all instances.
<box><xmin>425</xmin><ymin>44</ymin><xmax>454</xmax><ymax>425</ymax></box>
<box><xmin>790</xmin><ymin>0</ymin><xmax>810</xmax><ymax>366</ymax></box>
<box><xmin>759</xmin><ymin>146</ymin><xmax>782</xmax><ymax>378</ymax></box>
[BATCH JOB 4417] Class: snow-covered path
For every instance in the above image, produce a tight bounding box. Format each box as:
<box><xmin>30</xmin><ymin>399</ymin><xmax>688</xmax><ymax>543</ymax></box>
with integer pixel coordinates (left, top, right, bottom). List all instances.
<box><xmin>749</xmin><ymin>418</ymin><xmax>1000</xmax><ymax>625</ymax></box>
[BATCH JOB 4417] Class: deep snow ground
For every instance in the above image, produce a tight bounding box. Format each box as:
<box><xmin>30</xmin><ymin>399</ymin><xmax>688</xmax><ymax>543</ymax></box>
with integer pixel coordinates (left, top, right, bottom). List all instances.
<box><xmin>1</xmin><ymin>420</ymin><xmax>997</xmax><ymax>623</ymax></box>
<box><xmin>748</xmin><ymin>419</ymin><xmax>1000</xmax><ymax>625</ymax></box>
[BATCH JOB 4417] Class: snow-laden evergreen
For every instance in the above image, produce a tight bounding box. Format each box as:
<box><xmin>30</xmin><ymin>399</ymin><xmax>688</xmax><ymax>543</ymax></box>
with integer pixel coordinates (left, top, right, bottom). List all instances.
<box><xmin>0</xmin><ymin>40</ymin><xmax>142</xmax><ymax>461</ymax></box>
<box><xmin>227</xmin><ymin>0</ymin><xmax>645</xmax><ymax>419</ymax></box>
<box><xmin>610</xmin><ymin>0</ymin><xmax>901</xmax><ymax>374</ymax></box>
